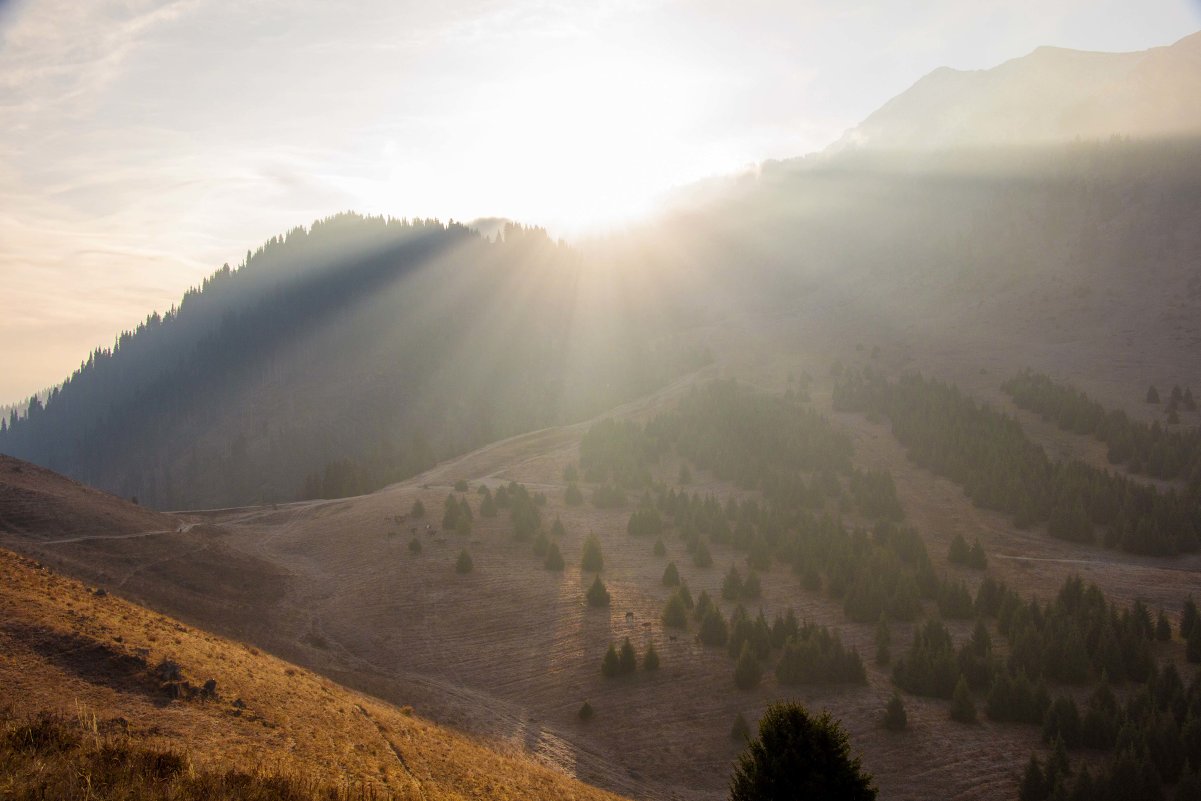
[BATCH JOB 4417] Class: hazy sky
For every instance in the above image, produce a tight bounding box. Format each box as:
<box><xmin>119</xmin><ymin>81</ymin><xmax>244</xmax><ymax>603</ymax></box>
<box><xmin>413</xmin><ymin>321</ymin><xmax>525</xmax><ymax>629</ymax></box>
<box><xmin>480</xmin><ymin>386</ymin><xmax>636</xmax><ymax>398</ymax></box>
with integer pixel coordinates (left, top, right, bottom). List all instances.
<box><xmin>2</xmin><ymin>0</ymin><xmax>1199</xmax><ymax>404</ymax></box>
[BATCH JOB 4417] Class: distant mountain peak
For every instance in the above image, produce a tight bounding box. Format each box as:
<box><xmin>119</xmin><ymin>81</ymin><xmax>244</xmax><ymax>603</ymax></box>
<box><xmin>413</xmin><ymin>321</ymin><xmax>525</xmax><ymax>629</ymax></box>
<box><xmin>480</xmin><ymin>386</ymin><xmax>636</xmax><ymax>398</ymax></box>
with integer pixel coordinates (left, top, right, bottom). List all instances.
<box><xmin>830</xmin><ymin>30</ymin><xmax>1201</xmax><ymax>152</ymax></box>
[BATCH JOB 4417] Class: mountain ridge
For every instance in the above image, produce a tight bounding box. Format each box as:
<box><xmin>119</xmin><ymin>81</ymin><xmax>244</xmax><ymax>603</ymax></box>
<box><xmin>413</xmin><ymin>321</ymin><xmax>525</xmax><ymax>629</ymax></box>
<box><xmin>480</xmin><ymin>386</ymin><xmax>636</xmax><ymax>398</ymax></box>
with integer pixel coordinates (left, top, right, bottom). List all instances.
<box><xmin>831</xmin><ymin>29</ymin><xmax>1201</xmax><ymax>151</ymax></box>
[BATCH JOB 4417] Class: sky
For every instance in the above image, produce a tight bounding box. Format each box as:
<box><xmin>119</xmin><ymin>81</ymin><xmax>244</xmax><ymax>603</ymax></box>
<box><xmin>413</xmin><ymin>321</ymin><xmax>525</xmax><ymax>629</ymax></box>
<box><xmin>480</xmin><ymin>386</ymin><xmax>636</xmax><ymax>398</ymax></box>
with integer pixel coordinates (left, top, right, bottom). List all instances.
<box><xmin>1</xmin><ymin>0</ymin><xmax>1199</xmax><ymax>405</ymax></box>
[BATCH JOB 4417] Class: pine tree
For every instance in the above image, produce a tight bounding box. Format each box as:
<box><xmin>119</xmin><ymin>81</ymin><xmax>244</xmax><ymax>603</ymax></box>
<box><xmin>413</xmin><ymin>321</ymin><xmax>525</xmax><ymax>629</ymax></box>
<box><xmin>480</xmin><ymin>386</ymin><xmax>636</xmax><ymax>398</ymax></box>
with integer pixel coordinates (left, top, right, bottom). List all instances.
<box><xmin>544</xmin><ymin>542</ymin><xmax>565</xmax><ymax>571</ymax></box>
<box><xmin>722</xmin><ymin>565</ymin><xmax>744</xmax><ymax>600</ymax></box>
<box><xmin>662</xmin><ymin>561</ymin><xmax>680</xmax><ymax>586</ymax></box>
<box><xmin>875</xmin><ymin>616</ymin><xmax>891</xmax><ymax>667</ymax></box>
<box><xmin>662</xmin><ymin>594</ymin><xmax>688</xmax><ymax>629</ymax></box>
<box><xmin>581</xmin><ymin>534</ymin><xmax>604</xmax><ymax>572</ymax></box>
<box><xmin>618</xmin><ymin>638</ymin><xmax>637</xmax><ymax>675</ymax></box>
<box><xmin>643</xmin><ymin>641</ymin><xmax>660</xmax><ymax>671</ymax></box>
<box><xmin>699</xmin><ymin>608</ymin><xmax>729</xmax><ymax>647</ymax></box>
<box><xmin>578</xmin><ymin>700</ymin><xmax>594</xmax><ymax>721</ymax></box>
<box><xmin>734</xmin><ymin>642</ymin><xmax>762</xmax><ymax>690</ymax></box>
<box><xmin>1182</xmin><ymin>596</ymin><xmax>1198</xmax><ymax>639</ymax></box>
<box><xmin>694</xmin><ymin>590</ymin><xmax>715</xmax><ymax>623</ymax></box>
<box><xmin>676</xmin><ymin>581</ymin><xmax>694</xmax><ymax>609</ymax></box>
<box><xmin>454</xmin><ymin>549</ymin><xmax>473</xmax><ymax>574</ymax></box>
<box><xmin>1188</xmin><ymin>621</ymin><xmax>1201</xmax><ymax>663</ymax></box>
<box><xmin>948</xmin><ymin>533</ymin><xmax>969</xmax><ymax>565</ymax></box>
<box><xmin>601</xmin><ymin>644</ymin><xmax>620</xmax><ymax>677</ymax></box>
<box><xmin>729</xmin><ymin>703</ymin><xmax>876</xmax><ymax>801</ymax></box>
<box><xmin>950</xmin><ymin>676</ymin><xmax>977</xmax><ymax>723</ymax></box>
<box><xmin>586</xmin><ymin>576</ymin><xmax>611</xmax><ymax>607</ymax></box>
<box><xmin>1156</xmin><ymin>609</ymin><xmax>1172</xmax><ymax>641</ymax></box>
<box><xmin>967</xmin><ymin>540</ymin><xmax>988</xmax><ymax>570</ymax></box>
<box><xmin>883</xmin><ymin>693</ymin><xmax>907</xmax><ymax>731</ymax></box>
<box><xmin>1019</xmin><ymin>755</ymin><xmax>1048</xmax><ymax>801</ymax></box>
<box><xmin>480</xmin><ymin>493</ymin><xmax>497</xmax><ymax>517</ymax></box>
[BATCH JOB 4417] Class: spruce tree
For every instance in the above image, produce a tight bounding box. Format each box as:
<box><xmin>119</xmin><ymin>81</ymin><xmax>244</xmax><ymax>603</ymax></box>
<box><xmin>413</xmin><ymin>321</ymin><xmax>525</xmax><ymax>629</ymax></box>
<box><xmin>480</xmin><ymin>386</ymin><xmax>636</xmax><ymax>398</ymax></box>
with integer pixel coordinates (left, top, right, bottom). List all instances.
<box><xmin>586</xmin><ymin>576</ymin><xmax>611</xmax><ymax>607</ymax></box>
<box><xmin>699</xmin><ymin>608</ymin><xmax>729</xmax><ymax>647</ymax></box>
<box><xmin>480</xmin><ymin>493</ymin><xmax>497</xmax><ymax>517</ymax></box>
<box><xmin>722</xmin><ymin>565</ymin><xmax>744</xmax><ymax>600</ymax></box>
<box><xmin>950</xmin><ymin>676</ymin><xmax>977</xmax><ymax>723</ymax></box>
<box><xmin>1188</xmin><ymin>621</ymin><xmax>1201</xmax><ymax>663</ymax></box>
<box><xmin>601</xmin><ymin>644</ymin><xmax>620</xmax><ymax>677</ymax></box>
<box><xmin>662</xmin><ymin>594</ymin><xmax>688</xmax><ymax>629</ymax></box>
<box><xmin>676</xmin><ymin>581</ymin><xmax>694</xmax><ymax>609</ymax></box>
<box><xmin>410</xmin><ymin>499</ymin><xmax>425</xmax><ymax>518</ymax></box>
<box><xmin>618</xmin><ymin>638</ymin><xmax>638</xmax><ymax>675</ymax></box>
<box><xmin>743</xmin><ymin>571</ymin><xmax>762</xmax><ymax>600</ymax></box>
<box><xmin>729</xmin><ymin>702</ymin><xmax>876</xmax><ymax>801</ymax></box>
<box><xmin>1019</xmin><ymin>755</ymin><xmax>1048</xmax><ymax>801</ymax></box>
<box><xmin>544</xmin><ymin>542</ymin><xmax>565</xmax><ymax>571</ymax></box>
<box><xmin>662</xmin><ymin>561</ymin><xmax>681</xmax><ymax>586</ymax></box>
<box><xmin>551</xmin><ymin>515</ymin><xmax>566</xmax><ymax>537</ymax></box>
<box><xmin>693</xmin><ymin>539</ymin><xmax>714</xmax><ymax>568</ymax></box>
<box><xmin>1156</xmin><ymin>609</ymin><xmax>1172</xmax><ymax>641</ymax></box>
<box><xmin>581</xmin><ymin>534</ymin><xmax>604</xmax><ymax>572</ymax></box>
<box><xmin>643</xmin><ymin>641</ymin><xmax>660</xmax><ymax>671</ymax></box>
<box><xmin>883</xmin><ymin>693</ymin><xmax>907</xmax><ymax>731</ymax></box>
<box><xmin>734</xmin><ymin>642</ymin><xmax>762</xmax><ymax>690</ymax></box>
<box><xmin>875</xmin><ymin>616</ymin><xmax>891</xmax><ymax>667</ymax></box>
<box><xmin>731</xmin><ymin>712</ymin><xmax>750</xmax><ymax>741</ymax></box>
<box><xmin>1182</xmin><ymin>596</ymin><xmax>1198</xmax><ymax>639</ymax></box>
<box><xmin>578</xmin><ymin>700</ymin><xmax>594</xmax><ymax>721</ymax></box>
<box><xmin>948</xmin><ymin>533</ymin><xmax>969</xmax><ymax>565</ymax></box>
<box><xmin>565</xmin><ymin>483</ymin><xmax>584</xmax><ymax>506</ymax></box>
<box><xmin>967</xmin><ymin>540</ymin><xmax>988</xmax><ymax>570</ymax></box>
<box><xmin>454</xmin><ymin>549</ymin><xmax>473</xmax><ymax>574</ymax></box>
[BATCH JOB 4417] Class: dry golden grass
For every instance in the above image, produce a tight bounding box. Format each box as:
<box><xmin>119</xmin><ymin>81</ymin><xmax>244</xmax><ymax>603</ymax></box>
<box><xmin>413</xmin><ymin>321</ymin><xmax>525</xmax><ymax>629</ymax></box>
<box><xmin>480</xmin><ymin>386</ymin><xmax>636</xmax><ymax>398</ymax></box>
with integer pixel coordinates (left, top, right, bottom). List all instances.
<box><xmin>0</xmin><ymin>547</ymin><xmax>629</xmax><ymax>801</ymax></box>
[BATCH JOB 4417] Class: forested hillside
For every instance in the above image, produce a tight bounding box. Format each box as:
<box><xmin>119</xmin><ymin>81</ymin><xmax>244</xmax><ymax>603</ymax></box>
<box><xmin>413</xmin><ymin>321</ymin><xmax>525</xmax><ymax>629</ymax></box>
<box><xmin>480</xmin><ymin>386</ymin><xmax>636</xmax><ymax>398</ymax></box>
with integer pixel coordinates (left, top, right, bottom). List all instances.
<box><xmin>0</xmin><ymin>215</ymin><xmax>698</xmax><ymax>508</ymax></box>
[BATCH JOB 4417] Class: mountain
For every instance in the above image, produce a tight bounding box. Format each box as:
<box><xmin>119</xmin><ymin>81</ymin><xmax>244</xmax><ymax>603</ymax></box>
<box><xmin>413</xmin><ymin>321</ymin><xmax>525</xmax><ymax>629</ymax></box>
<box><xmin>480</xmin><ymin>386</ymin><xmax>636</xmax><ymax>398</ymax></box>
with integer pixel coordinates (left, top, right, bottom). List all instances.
<box><xmin>5</xmin><ymin>36</ymin><xmax>1201</xmax><ymax>511</ymax></box>
<box><xmin>0</xmin><ymin>215</ymin><xmax>703</xmax><ymax>509</ymax></box>
<box><xmin>832</xmin><ymin>30</ymin><xmax>1201</xmax><ymax>151</ymax></box>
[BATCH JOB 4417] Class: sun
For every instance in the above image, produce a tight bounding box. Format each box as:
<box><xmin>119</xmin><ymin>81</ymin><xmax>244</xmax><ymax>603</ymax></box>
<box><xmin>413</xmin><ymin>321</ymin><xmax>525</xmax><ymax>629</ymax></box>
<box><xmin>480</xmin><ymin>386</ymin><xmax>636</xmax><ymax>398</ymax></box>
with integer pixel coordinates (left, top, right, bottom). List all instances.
<box><xmin>362</xmin><ymin>39</ymin><xmax>727</xmax><ymax>236</ymax></box>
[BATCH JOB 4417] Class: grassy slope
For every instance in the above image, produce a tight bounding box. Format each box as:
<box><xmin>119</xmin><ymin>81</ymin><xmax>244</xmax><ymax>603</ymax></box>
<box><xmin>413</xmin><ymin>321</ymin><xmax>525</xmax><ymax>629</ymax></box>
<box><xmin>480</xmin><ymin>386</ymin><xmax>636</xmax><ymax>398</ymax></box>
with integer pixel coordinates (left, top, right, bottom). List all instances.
<box><xmin>0</xmin><ymin>546</ymin><xmax>628</xmax><ymax>801</ymax></box>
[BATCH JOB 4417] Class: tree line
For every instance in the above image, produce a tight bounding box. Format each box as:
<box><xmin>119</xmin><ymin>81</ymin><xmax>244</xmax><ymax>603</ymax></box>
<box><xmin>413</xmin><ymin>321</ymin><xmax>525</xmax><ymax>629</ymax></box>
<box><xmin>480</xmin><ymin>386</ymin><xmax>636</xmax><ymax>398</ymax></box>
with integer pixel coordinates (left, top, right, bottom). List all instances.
<box><xmin>834</xmin><ymin>369</ymin><xmax>1200</xmax><ymax>555</ymax></box>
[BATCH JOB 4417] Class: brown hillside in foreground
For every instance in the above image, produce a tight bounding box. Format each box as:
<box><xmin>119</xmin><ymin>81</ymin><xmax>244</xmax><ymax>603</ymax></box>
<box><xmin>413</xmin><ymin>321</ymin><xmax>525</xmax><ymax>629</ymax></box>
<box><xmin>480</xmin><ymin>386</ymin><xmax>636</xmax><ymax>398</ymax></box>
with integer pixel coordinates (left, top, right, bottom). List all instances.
<box><xmin>0</xmin><ymin>547</ymin><xmax>629</xmax><ymax>801</ymax></box>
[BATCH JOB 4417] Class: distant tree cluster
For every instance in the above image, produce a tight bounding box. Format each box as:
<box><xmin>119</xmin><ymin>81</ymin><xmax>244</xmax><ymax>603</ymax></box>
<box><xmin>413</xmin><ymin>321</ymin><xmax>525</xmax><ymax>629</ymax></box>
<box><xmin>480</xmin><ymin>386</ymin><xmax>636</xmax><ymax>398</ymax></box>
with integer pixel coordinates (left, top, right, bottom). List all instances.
<box><xmin>579</xmin><ymin>419</ymin><xmax>663</xmax><ymax>489</ymax></box>
<box><xmin>600</xmin><ymin>638</ymin><xmax>657</xmax><ymax>677</ymax></box>
<box><xmin>947</xmin><ymin>533</ymin><xmax>987</xmax><ymax>570</ymax></box>
<box><xmin>834</xmin><ymin>369</ymin><xmax>1200</xmax><ymax>555</ymax></box>
<box><xmin>1003</xmin><ymin>370</ymin><xmax>1201</xmax><ymax>484</ymax></box>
